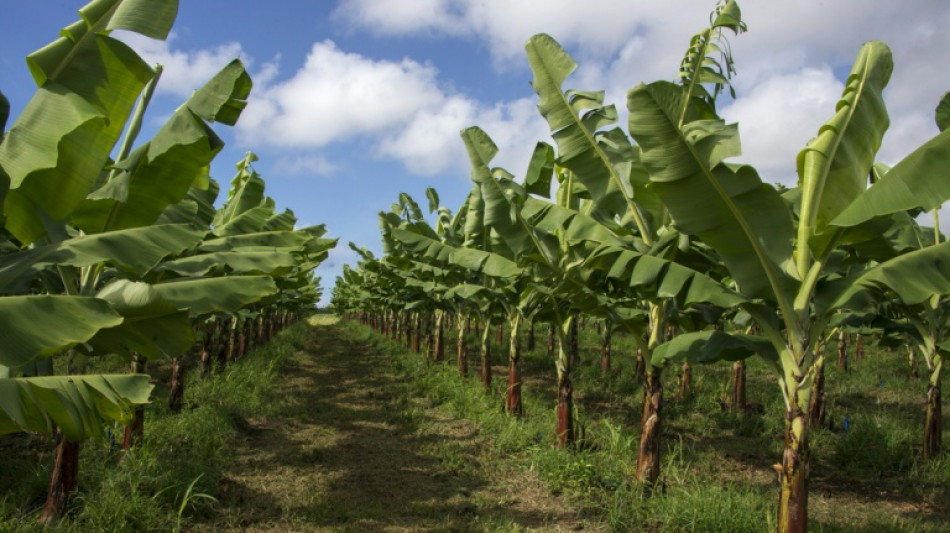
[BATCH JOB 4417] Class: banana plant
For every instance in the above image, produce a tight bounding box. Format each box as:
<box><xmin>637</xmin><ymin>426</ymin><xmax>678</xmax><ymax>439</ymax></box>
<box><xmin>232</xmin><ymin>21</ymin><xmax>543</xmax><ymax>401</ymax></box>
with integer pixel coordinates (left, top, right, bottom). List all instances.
<box><xmin>627</xmin><ymin>17</ymin><xmax>950</xmax><ymax>530</ymax></box>
<box><xmin>521</xmin><ymin>1</ymin><xmax>749</xmax><ymax>477</ymax></box>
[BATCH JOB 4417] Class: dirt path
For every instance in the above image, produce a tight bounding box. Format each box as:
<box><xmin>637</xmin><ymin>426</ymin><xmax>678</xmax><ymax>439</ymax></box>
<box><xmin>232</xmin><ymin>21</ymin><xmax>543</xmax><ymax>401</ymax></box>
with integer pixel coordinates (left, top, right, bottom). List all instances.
<box><xmin>194</xmin><ymin>317</ymin><xmax>594</xmax><ymax>532</ymax></box>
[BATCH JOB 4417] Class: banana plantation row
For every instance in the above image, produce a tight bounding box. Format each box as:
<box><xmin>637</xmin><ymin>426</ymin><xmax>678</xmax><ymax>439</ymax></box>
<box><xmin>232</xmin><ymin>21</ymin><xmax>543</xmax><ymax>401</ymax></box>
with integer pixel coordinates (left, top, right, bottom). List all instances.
<box><xmin>332</xmin><ymin>2</ymin><xmax>950</xmax><ymax>532</ymax></box>
<box><xmin>0</xmin><ymin>0</ymin><xmax>335</xmax><ymax>525</ymax></box>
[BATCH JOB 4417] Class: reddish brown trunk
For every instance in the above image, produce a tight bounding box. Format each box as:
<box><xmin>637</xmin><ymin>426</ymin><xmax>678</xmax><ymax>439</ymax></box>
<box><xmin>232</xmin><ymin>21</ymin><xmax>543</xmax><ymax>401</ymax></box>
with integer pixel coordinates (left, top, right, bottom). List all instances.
<box><xmin>40</xmin><ymin>433</ymin><xmax>80</xmax><ymax>525</ymax></box>
<box><xmin>676</xmin><ymin>362</ymin><xmax>692</xmax><ymax>400</ymax></box>
<box><xmin>168</xmin><ymin>356</ymin><xmax>184</xmax><ymax>413</ymax></box>
<box><xmin>122</xmin><ymin>407</ymin><xmax>145</xmax><ymax>451</ymax></box>
<box><xmin>123</xmin><ymin>354</ymin><xmax>147</xmax><ymax>450</ymax></box>
<box><xmin>396</xmin><ymin>313</ymin><xmax>403</xmax><ymax>345</ymax></box>
<box><xmin>412</xmin><ymin>314</ymin><xmax>421</xmax><ymax>353</ymax></box>
<box><xmin>526</xmin><ymin>321</ymin><xmax>535</xmax><ymax>351</ymax></box>
<box><xmin>480</xmin><ymin>323</ymin><xmax>492</xmax><ymax>390</ymax></box>
<box><xmin>496</xmin><ymin>323</ymin><xmax>504</xmax><ymax>346</ymax></box>
<box><xmin>777</xmin><ymin>407</ymin><xmax>809</xmax><ymax>533</ymax></box>
<box><xmin>457</xmin><ymin>321</ymin><xmax>468</xmax><ymax>377</ymax></box>
<box><xmin>636</xmin><ymin>368</ymin><xmax>663</xmax><ymax>484</ymax></box>
<box><xmin>506</xmin><ymin>359</ymin><xmax>522</xmax><ymax>416</ymax></box>
<box><xmin>601</xmin><ymin>325</ymin><xmax>612</xmax><ymax>374</ymax></box>
<box><xmin>855</xmin><ymin>334</ymin><xmax>864</xmax><ymax>361</ymax></box>
<box><xmin>730</xmin><ymin>360</ymin><xmax>747</xmax><ymax>412</ymax></box>
<box><xmin>555</xmin><ymin>375</ymin><xmax>574</xmax><ymax>449</ymax></box>
<box><xmin>434</xmin><ymin>312</ymin><xmax>445</xmax><ymax>362</ymax></box>
<box><xmin>237</xmin><ymin>322</ymin><xmax>247</xmax><ymax>359</ymax></box>
<box><xmin>923</xmin><ymin>382</ymin><xmax>942</xmax><ymax>459</ymax></box>
<box><xmin>836</xmin><ymin>330</ymin><xmax>847</xmax><ymax>372</ymax></box>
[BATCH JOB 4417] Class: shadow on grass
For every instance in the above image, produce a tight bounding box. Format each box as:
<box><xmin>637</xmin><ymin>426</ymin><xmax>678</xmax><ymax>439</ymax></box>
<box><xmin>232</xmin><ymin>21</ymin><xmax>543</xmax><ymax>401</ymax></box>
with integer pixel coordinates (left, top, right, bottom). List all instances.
<box><xmin>199</xmin><ymin>321</ymin><xmax>577</xmax><ymax>531</ymax></box>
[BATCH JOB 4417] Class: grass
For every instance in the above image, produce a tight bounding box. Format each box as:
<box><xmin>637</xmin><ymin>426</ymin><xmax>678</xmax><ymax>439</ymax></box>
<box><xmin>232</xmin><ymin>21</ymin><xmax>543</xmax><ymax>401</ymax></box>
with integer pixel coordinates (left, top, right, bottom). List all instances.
<box><xmin>1</xmin><ymin>316</ymin><xmax>946</xmax><ymax>531</ymax></box>
<box><xmin>0</xmin><ymin>321</ymin><xmax>308</xmax><ymax>532</ymax></box>
<box><xmin>358</xmin><ymin>317</ymin><xmax>950</xmax><ymax>532</ymax></box>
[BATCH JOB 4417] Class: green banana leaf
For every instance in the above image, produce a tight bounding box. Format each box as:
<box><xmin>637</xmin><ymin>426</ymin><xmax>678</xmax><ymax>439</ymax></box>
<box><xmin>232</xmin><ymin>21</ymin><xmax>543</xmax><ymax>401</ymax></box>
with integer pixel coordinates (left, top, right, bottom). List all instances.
<box><xmin>627</xmin><ymin>81</ymin><xmax>795</xmax><ymax>302</ymax></box>
<box><xmin>0</xmin><ymin>224</ymin><xmax>205</xmax><ymax>292</ymax></box>
<box><xmin>89</xmin><ymin>280</ymin><xmax>193</xmax><ymax>360</ymax></box>
<box><xmin>156</xmin><ymin>250</ymin><xmax>299</xmax><ymax>277</ymax></box>
<box><xmin>651</xmin><ymin>329</ymin><xmax>777</xmax><ymax>367</ymax></box>
<box><xmin>831</xmin><ymin>127</ymin><xmax>950</xmax><ymax>227</ymax></box>
<box><xmin>832</xmin><ymin>240</ymin><xmax>950</xmax><ymax>309</ymax></box>
<box><xmin>392</xmin><ymin>227</ymin><xmax>522</xmax><ymax>278</ymax></box>
<box><xmin>72</xmin><ymin>60</ymin><xmax>251</xmax><ymax>232</ymax></box>
<box><xmin>0</xmin><ymin>373</ymin><xmax>153</xmax><ymax>441</ymax></box>
<box><xmin>213</xmin><ymin>152</ymin><xmax>265</xmax><ymax>228</ymax></box>
<box><xmin>525</xmin><ymin>34</ymin><xmax>633</xmax><ymax>217</ymax></box>
<box><xmin>0</xmin><ymin>295</ymin><xmax>123</xmax><ymax>368</ymax></box>
<box><xmin>796</xmin><ymin>41</ymin><xmax>891</xmax><ymax>262</ymax></box>
<box><xmin>150</xmin><ymin>275</ymin><xmax>279</xmax><ymax>317</ymax></box>
<box><xmin>1</xmin><ymin>0</ymin><xmax>178</xmax><ymax>243</ymax></box>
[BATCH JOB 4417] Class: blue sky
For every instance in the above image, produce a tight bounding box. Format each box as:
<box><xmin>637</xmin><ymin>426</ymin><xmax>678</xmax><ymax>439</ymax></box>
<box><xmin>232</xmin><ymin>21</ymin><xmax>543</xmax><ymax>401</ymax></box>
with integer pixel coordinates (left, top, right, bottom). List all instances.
<box><xmin>2</xmin><ymin>1</ymin><xmax>949</xmax><ymax>304</ymax></box>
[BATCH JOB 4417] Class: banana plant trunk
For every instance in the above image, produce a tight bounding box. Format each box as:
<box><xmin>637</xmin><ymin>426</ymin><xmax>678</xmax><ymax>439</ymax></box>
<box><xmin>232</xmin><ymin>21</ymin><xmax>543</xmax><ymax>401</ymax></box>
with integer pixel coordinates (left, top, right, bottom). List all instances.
<box><xmin>636</xmin><ymin>366</ymin><xmax>663</xmax><ymax>484</ymax></box>
<box><xmin>547</xmin><ymin>323</ymin><xmax>555</xmax><ymax>357</ymax></box>
<box><xmin>506</xmin><ymin>314</ymin><xmax>523</xmax><ymax>417</ymax></box>
<box><xmin>480</xmin><ymin>318</ymin><xmax>492</xmax><ymax>390</ymax></box>
<box><xmin>40</xmin><ymin>430</ymin><xmax>80</xmax><ymax>526</ymax></box>
<box><xmin>836</xmin><ymin>330</ymin><xmax>848</xmax><ymax>372</ymax></box>
<box><xmin>778</xmin><ymin>403</ymin><xmax>810</xmax><ymax>533</ymax></box>
<box><xmin>457</xmin><ymin>315</ymin><xmax>468</xmax><ymax>377</ymax></box>
<box><xmin>923</xmin><ymin>358</ymin><xmax>943</xmax><ymax>459</ymax></box>
<box><xmin>122</xmin><ymin>353</ymin><xmax>147</xmax><ymax>451</ymax></box>
<box><xmin>412</xmin><ymin>312</ymin><xmax>421</xmax><ymax>354</ymax></box>
<box><xmin>433</xmin><ymin>311</ymin><xmax>445</xmax><ymax>362</ymax></box>
<box><xmin>168</xmin><ymin>354</ymin><xmax>185</xmax><ymax>413</ymax></box>
<box><xmin>554</xmin><ymin>316</ymin><xmax>576</xmax><ymax>449</ymax></box>
<box><xmin>676</xmin><ymin>362</ymin><xmax>692</xmax><ymax>400</ymax></box>
<box><xmin>731</xmin><ymin>360</ymin><xmax>747</xmax><ymax>412</ymax></box>
<box><xmin>855</xmin><ymin>334</ymin><xmax>864</xmax><ymax>361</ymax></box>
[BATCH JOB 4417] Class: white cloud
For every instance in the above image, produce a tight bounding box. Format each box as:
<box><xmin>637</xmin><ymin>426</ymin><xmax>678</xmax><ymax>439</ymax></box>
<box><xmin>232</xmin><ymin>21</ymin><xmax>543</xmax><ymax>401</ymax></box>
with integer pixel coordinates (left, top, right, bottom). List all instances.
<box><xmin>236</xmin><ymin>40</ymin><xmax>446</xmax><ymax>148</ymax></box>
<box><xmin>236</xmin><ymin>40</ymin><xmax>549</xmax><ymax>177</ymax></box>
<box><xmin>114</xmin><ymin>31</ymin><xmax>247</xmax><ymax>98</ymax></box>
<box><xmin>720</xmin><ymin>67</ymin><xmax>843</xmax><ymax>186</ymax></box>
<box><xmin>272</xmin><ymin>154</ymin><xmax>339</xmax><ymax>177</ymax></box>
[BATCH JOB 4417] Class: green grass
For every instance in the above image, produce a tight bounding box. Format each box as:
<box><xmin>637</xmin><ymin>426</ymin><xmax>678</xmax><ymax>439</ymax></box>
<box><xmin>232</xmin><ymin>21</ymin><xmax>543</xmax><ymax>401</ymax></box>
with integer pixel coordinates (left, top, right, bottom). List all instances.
<box><xmin>0</xmin><ymin>321</ymin><xmax>309</xmax><ymax>532</ymax></box>
<box><xmin>355</xmin><ymin>318</ymin><xmax>950</xmax><ymax>532</ymax></box>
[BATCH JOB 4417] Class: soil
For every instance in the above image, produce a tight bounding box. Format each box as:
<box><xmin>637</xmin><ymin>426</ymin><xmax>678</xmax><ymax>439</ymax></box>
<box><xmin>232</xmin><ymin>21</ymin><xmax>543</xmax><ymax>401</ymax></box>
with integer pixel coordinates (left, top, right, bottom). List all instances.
<box><xmin>193</xmin><ymin>317</ymin><xmax>596</xmax><ymax>532</ymax></box>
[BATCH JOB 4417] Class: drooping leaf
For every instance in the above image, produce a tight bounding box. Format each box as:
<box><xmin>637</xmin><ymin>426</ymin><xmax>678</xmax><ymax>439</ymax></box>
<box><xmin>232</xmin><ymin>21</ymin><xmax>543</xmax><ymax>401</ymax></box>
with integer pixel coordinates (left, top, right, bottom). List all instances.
<box><xmin>831</xmin><ymin>127</ymin><xmax>950</xmax><ymax>227</ymax></box>
<box><xmin>89</xmin><ymin>280</ymin><xmax>193</xmax><ymax>359</ymax></box>
<box><xmin>150</xmin><ymin>275</ymin><xmax>278</xmax><ymax>317</ymax></box>
<box><xmin>0</xmin><ymin>373</ymin><xmax>153</xmax><ymax>441</ymax></box>
<box><xmin>651</xmin><ymin>329</ymin><xmax>777</xmax><ymax>367</ymax></box>
<box><xmin>832</xmin><ymin>240</ymin><xmax>950</xmax><ymax>309</ymax></box>
<box><xmin>0</xmin><ymin>224</ymin><xmax>205</xmax><ymax>292</ymax></box>
<box><xmin>0</xmin><ymin>295</ymin><xmax>123</xmax><ymax>368</ymax></box>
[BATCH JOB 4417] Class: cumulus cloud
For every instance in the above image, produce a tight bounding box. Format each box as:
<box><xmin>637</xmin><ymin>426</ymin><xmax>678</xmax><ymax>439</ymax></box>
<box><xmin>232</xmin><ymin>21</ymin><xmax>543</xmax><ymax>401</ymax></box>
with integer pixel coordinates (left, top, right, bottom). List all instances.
<box><xmin>272</xmin><ymin>154</ymin><xmax>339</xmax><ymax>177</ymax></box>
<box><xmin>114</xmin><ymin>31</ymin><xmax>247</xmax><ymax>98</ymax></box>
<box><xmin>236</xmin><ymin>40</ymin><xmax>445</xmax><ymax>148</ymax></box>
<box><xmin>720</xmin><ymin>67</ymin><xmax>843</xmax><ymax>186</ymax></box>
<box><xmin>236</xmin><ymin>40</ymin><xmax>549</xmax><ymax>177</ymax></box>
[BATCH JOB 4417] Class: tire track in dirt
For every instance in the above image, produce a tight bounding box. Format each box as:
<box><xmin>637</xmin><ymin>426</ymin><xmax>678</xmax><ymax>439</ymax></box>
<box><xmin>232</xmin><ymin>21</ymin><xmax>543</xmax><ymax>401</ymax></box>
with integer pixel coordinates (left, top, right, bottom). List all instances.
<box><xmin>195</xmin><ymin>317</ymin><xmax>595</xmax><ymax>532</ymax></box>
